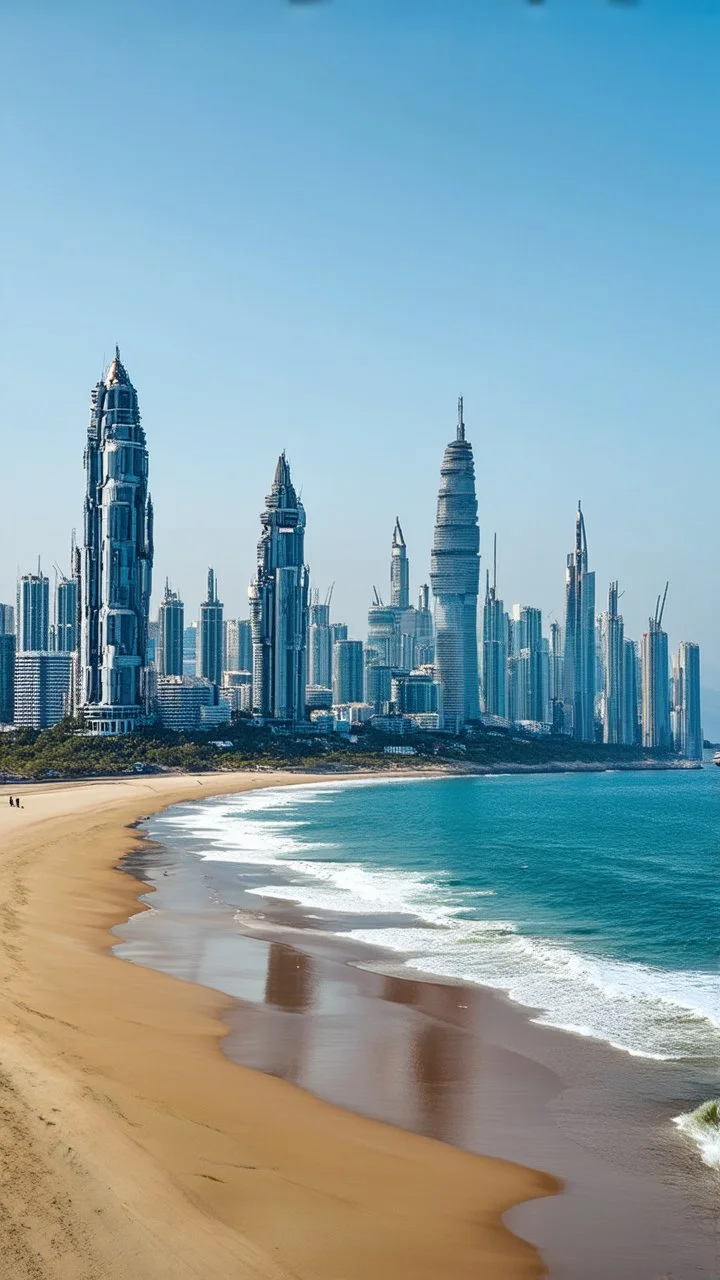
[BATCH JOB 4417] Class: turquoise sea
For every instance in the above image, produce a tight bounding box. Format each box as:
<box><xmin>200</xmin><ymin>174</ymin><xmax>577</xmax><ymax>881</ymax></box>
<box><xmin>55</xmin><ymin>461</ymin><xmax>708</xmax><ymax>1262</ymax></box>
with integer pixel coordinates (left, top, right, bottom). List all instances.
<box><xmin>155</xmin><ymin>768</ymin><xmax>720</xmax><ymax>1160</ymax></box>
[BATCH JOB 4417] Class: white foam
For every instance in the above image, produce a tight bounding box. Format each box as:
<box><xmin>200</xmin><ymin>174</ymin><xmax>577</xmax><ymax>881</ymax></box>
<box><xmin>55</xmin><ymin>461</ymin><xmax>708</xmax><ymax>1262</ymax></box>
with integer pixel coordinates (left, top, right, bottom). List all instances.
<box><xmin>673</xmin><ymin>1105</ymin><xmax>720</xmax><ymax>1170</ymax></box>
<box><xmin>151</xmin><ymin>784</ymin><xmax>720</xmax><ymax>1063</ymax></box>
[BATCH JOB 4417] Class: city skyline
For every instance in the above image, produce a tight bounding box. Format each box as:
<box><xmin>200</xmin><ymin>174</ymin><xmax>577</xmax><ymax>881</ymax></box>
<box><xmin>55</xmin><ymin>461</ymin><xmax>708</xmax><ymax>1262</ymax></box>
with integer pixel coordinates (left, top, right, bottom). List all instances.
<box><xmin>0</xmin><ymin>352</ymin><xmax>705</xmax><ymax>751</ymax></box>
<box><xmin>0</xmin><ymin>366</ymin><xmax>707</xmax><ymax>737</ymax></box>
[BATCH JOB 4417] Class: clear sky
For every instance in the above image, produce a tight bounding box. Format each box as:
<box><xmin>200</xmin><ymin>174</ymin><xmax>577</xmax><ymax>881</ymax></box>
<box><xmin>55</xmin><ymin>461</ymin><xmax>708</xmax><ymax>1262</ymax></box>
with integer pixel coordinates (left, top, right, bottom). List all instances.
<box><xmin>2</xmin><ymin>1</ymin><xmax>718</xmax><ymax>698</ymax></box>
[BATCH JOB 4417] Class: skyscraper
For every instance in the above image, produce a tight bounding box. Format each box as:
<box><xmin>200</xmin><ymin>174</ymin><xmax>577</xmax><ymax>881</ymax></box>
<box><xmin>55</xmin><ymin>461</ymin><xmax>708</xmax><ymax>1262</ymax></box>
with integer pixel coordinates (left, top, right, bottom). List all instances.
<box><xmin>414</xmin><ymin>584</ymin><xmax>434</xmax><ymax>666</ymax></box>
<box><xmin>672</xmin><ymin>641</ymin><xmax>702</xmax><ymax>760</ymax></box>
<box><xmin>367</xmin><ymin>598</ymin><xmax>401</xmax><ymax>669</ymax></box>
<box><xmin>481</xmin><ymin>536</ymin><xmax>507</xmax><ymax>719</ymax></box>
<box><xmin>78</xmin><ymin>348</ymin><xmax>153</xmax><ymax>735</ymax></box>
<box><xmin>390</xmin><ymin>518</ymin><xmax>409</xmax><ymax>610</ymax></box>
<box><xmin>562</xmin><ymin>503</ymin><xmax>596</xmax><ymax>742</ymax></box>
<box><xmin>332</xmin><ymin>639</ymin><xmax>364</xmax><ymax>705</ymax></box>
<box><xmin>641</xmin><ymin>586</ymin><xmax>671</xmax><ymax>751</ymax></box>
<box><xmin>0</xmin><ymin>633</ymin><xmax>15</xmax><ymax>724</ymax></box>
<box><xmin>622</xmin><ymin>639</ymin><xmax>640</xmax><ymax>747</ymax></box>
<box><xmin>237</xmin><ymin>619</ymin><xmax>253</xmax><ymax>672</ymax></box>
<box><xmin>549</xmin><ymin>621</ymin><xmax>564</xmax><ymax>730</ymax></box>
<box><xmin>249</xmin><ymin>453</ymin><xmax>310</xmax><ymax>722</ymax></box>
<box><xmin>157</xmin><ymin>581</ymin><xmax>185</xmax><ymax>677</ymax></box>
<box><xmin>198</xmin><ymin>569</ymin><xmax>224</xmax><ymax>687</ymax></box>
<box><xmin>429</xmin><ymin>397</ymin><xmax>480</xmax><ymax>733</ymax></box>
<box><xmin>17</xmin><ymin>566</ymin><xmax>50</xmax><ymax>652</ymax></box>
<box><xmin>308</xmin><ymin>590</ymin><xmax>332</xmax><ymax>688</ymax></box>
<box><xmin>52</xmin><ymin>572</ymin><xmax>78</xmax><ymax>654</ymax></box>
<box><xmin>224</xmin><ymin>619</ymin><xmax>239</xmax><ymax>672</ymax></box>
<box><xmin>601</xmin><ymin>581</ymin><xmax>625</xmax><ymax>745</ymax></box>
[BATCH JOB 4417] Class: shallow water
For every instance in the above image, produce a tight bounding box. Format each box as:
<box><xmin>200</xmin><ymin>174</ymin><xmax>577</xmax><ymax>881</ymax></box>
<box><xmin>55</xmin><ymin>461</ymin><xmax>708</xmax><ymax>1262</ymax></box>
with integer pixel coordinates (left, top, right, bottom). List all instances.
<box><xmin>154</xmin><ymin>770</ymin><xmax>720</xmax><ymax>1067</ymax></box>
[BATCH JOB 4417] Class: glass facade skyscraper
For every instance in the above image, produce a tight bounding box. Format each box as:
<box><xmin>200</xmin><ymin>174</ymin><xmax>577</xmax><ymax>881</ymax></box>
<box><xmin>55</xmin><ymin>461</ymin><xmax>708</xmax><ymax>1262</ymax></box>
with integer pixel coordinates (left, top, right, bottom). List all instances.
<box><xmin>78</xmin><ymin>349</ymin><xmax>153</xmax><ymax>735</ymax></box>
<box><xmin>198</xmin><ymin>569</ymin><xmax>223</xmax><ymax>687</ymax></box>
<box><xmin>17</xmin><ymin>568</ymin><xmax>50</xmax><ymax>652</ymax></box>
<box><xmin>562</xmin><ymin>503</ymin><xmax>596</xmax><ymax>742</ymax></box>
<box><xmin>158</xmin><ymin>581</ymin><xmax>185</xmax><ymax>677</ymax></box>
<box><xmin>249</xmin><ymin>453</ymin><xmax>309</xmax><ymax>722</ymax></box>
<box><xmin>641</xmin><ymin>602</ymin><xmax>671</xmax><ymax>751</ymax></box>
<box><xmin>673</xmin><ymin>640</ymin><xmax>702</xmax><ymax>760</ymax></box>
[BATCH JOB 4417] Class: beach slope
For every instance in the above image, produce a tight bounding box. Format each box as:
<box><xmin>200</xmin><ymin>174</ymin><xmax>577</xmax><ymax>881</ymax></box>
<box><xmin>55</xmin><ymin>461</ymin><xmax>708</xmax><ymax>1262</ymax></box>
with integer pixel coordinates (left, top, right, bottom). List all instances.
<box><xmin>0</xmin><ymin>774</ymin><xmax>557</xmax><ymax>1280</ymax></box>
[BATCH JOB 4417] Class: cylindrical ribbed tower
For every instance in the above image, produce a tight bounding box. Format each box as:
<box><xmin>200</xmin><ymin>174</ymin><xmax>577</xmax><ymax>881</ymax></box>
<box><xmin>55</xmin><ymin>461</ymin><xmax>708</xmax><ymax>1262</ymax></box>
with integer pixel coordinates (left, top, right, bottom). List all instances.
<box><xmin>429</xmin><ymin>398</ymin><xmax>480</xmax><ymax>732</ymax></box>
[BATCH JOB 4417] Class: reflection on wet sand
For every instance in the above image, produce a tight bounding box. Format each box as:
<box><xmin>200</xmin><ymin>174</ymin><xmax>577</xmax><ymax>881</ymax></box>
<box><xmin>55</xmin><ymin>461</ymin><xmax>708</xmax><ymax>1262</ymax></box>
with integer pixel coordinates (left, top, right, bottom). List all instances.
<box><xmin>116</xmin><ymin>845</ymin><xmax>720</xmax><ymax>1280</ymax></box>
<box><xmin>265</xmin><ymin>944</ymin><xmax>313</xmax><ymax>1013</ymax></box>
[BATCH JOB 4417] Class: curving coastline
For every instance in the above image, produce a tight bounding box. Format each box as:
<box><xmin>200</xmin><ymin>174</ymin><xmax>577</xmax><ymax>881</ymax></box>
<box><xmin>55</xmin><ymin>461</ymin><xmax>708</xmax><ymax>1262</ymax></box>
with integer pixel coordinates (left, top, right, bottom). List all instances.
<box><xmin>0</xmin><ymin>772</ymin><xmax>558</xmax><ymax>1280</ymax></box>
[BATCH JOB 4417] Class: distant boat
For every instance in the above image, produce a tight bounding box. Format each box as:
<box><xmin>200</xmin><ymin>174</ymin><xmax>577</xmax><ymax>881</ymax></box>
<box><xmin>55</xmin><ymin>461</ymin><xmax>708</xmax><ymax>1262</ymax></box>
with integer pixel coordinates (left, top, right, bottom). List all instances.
<box><xmin>714</xmin><ymin>752</ymin><xmax>720</xmax><ymax>767</ymax></box>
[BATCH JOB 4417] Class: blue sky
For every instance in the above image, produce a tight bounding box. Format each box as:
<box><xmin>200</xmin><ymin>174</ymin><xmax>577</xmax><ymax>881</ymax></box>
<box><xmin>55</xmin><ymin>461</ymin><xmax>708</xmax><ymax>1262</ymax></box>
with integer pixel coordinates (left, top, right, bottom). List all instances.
<box><xmin>2</xmin><ymin>0</ymin><xmax>718</xmax><ymax>698</ymax></box>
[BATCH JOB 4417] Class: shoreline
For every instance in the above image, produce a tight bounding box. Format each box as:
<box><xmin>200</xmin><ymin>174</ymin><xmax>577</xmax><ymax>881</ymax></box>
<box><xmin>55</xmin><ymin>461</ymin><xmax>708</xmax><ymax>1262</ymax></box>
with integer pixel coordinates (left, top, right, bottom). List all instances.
<box><xmin>0</xmin><ymin>771</ymin><xmax>558</xmax><ymax>1280</ymax></box>
<box><xmin>115</xmin><ymin>774</ymin><xmax>720</xmax><ymax>1280</ymax></box>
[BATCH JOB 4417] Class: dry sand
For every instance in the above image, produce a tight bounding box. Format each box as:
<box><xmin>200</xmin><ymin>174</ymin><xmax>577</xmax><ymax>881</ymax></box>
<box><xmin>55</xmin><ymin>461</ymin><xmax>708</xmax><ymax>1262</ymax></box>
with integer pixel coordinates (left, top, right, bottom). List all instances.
<box><xmin>0</xmin><ymin>772</ymin><xmax>558</xmax><ymax>1280</ymax></box>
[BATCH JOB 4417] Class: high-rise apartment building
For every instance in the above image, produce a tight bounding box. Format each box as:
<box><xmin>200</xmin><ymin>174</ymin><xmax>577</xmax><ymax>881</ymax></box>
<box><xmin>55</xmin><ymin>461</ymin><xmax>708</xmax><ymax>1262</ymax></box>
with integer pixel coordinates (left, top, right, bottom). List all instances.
<box><xmin>17</xmin><ymin>567</ymin><xmax>50</xmax><ymax>652</ymax></box>
<box><xmin>0</xmin><ymin>633</ymin><xmax>15</xmax><ymax>723</ymax></box>
<box><xmin>224</xmin><ymin>618</ymin><xmax>252</xmax><ymax>675</ymax></box>
<box><xmin>332</xmin><ymin>639</ymin><xmax>364</xmax><ymax>705</ymax></box>
<box><xmin>601</xmin><ymin>581</ymin><xmax>625</xmax><ymax>745</ymax></box>
<box><xmin>157</xmin><ymin>581</ymin><xmax>185</xmax><ymax>677</ymax></box>
<box><xmin>641</xmin><ymin>588</ymin><xmax>671</xmax><ymax>751</ymax></box>
<box><xmin>673</xmin><ymin>641</ymin><xmax>702</xmax><ymax>760</ymax></box>
<box><xmin>622</xmin><ymin>639</ymin><xmax>640</xmax><ymax>747</ymax></box>
<box><xmin>14</xmin><ymin>652</ymin><xmax>72</xmax><ymax>729</ymax></box>
<box><xmin>367</xmin><ymin>600</ymin><xmax>401</xmax><ymax>669</ymax></box>
<box><xmin>52</xmin><ymin>573</ymin><xmax>78</xmax><ymax>654</ymax></box>
<box><xmin>308</xmin><ymin>591</ymin><xmax>332</xmax><ymax>688</ymax></box>
<box><xmin>481</xmin><ymin>538</ymin><xmax>507</xmax><ymax>719</ymax></box>
<box><xmin>249</xmin><ymin>454</ymin><xmax>309</xmax><ymax>722</ymax></box>
<box><xmin>198</xmin><ymin>569</ymin><xmax>224</xmax><ymax>687</ymax></box>
<box><xmin>562</xmin><ymin>503</ymin><xmax>596</xmax><ymax>741</ymax></box>
<box><xmin>429</xmin><ymin>398</ymin><xmax>480</xmax><ymax>733</ymax></box>
<box><xmin>507</xmin><ymin>605</ymin><xmax>545</xmax><ymax>724</ymax></box>
<box><xmin>78</xmin><ymin>349</ymin><xmax>153</xmax><ymax>735</ymax></box>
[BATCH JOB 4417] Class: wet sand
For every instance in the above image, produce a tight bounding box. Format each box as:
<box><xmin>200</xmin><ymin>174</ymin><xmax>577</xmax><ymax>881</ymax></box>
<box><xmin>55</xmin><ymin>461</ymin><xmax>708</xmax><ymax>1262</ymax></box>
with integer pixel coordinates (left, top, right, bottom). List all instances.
<box><xmin>0</xmin><ymin>773</ymin><xmax>556</xmax><ymax>1280</ymax></box>
<box><xmin>115</xmin><ymin>802</ymin><xmax>720</xmax><ymax>1280</ymax></box>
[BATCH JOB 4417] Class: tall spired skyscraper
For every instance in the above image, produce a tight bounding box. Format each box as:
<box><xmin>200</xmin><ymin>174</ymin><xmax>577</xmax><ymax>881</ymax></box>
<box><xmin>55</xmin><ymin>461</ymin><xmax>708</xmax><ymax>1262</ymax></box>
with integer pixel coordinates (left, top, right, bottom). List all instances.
<box><xmin>600</xmin><ymin>581</ymin><xmax>625</xmax><ymax>745</ymax></box>
<box><xmin>562</xmin><ymin>503</ymin><xmax>596</xmax><ymax>741</ymax></box>
<box><xmin>641</xmin><ymin>585</ymin><xmax>671</xmax><ymax>752</ymax></box>
<box><xmin>390</xmin><ymin>518</ymin><xmax>409</xmax><ymax>609</ymax></box>
<box><xmin>157</xmin><ymin>581</ymin><xmax>185</xmax><ymax>677</ymax></box>
<box><xmin>249</xmin><ymin>453</ymin><xmax>310</xmax><ymax>722</ymax></box>
<box><xmin>198</xmin><ymin>569</ymin><xmax>223</xmax><ymax>686</ymax></box>
<box><xmin>78</xmin><ymin>349</ymin><xmax>153</xmax><ymax>735</ymax></box>
<box><xmin>429</xmin><ymin>397</ymin><xmax>480</xmax><ymax>732</ymax></box>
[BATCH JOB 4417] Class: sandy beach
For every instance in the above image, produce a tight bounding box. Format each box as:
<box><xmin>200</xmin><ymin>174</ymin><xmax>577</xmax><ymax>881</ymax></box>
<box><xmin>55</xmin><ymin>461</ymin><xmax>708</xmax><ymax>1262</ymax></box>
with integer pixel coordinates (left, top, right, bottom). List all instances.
<box><xmin>0</xmin><ymin>772</ymin><xmax>557</xmax><ymax>1280</ymax></box>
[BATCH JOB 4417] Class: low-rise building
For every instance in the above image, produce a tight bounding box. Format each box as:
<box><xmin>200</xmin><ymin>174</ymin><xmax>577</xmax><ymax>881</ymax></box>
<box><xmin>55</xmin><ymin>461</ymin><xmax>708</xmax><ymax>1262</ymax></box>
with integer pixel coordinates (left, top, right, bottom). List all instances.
<box><xmin>157</xmin><ymin>676</ymin><xmax>216</xmax><ymax>731</ymax></box>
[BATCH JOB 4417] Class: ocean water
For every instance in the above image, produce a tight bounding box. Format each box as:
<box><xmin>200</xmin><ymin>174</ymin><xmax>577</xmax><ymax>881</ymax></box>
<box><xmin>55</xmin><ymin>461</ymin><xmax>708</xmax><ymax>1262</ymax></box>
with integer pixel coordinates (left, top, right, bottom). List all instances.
<box><xmin>155</xmin><ymin>770</ymin><xmax>720</xmax><ymax>1154</ymax></box>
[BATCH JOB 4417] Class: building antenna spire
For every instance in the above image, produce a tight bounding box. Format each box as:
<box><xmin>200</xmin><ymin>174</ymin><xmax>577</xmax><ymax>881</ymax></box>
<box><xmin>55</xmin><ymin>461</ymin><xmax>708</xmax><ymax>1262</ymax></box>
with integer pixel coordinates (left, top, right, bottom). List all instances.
<box><xmin>457</xmin><ymin>395</ymin><xmax>465</xmax><ymax>442</ymax></box>
<box><xmin>658</xmin><ymin>580</ymin><xmax>669</xmax><ymax>629</ymax></box>
<box><xmin>493</xmin><ymin>532</ymin><xmax>497</xmax><ymax>593</ymax></box>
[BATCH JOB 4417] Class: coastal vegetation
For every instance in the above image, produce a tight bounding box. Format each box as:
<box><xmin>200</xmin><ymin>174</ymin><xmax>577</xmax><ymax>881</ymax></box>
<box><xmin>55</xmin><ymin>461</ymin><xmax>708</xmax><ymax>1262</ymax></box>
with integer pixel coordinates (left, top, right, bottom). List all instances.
<box><xmin>0</xmin><ymin>718</ymin><xmax>682</xmax><ymax>782</ymax></box>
